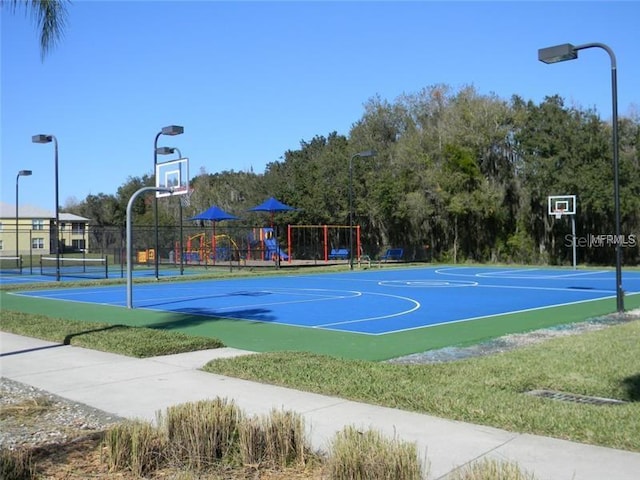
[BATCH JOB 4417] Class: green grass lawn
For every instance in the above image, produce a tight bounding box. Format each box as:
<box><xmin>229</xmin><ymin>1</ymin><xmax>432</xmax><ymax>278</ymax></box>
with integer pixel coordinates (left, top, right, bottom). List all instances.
<box><xmin>0</xmin><ymin>311</ymin><xmax>223</xmax><ymax>357</ymax></box>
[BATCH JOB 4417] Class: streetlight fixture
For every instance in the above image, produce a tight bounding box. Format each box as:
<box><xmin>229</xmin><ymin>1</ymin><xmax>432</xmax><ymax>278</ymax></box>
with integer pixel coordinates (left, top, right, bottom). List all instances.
<box><xmin>538</xmin><ymin>42</ymin><xmax>624</xmax><ymax>313</ymax></box>
<box><xmin>153</xmin><ymin>125</ymin><xmax>184</xmax><ymax>279</ymax></box>
<box><xmin>32</xmin><ymin>134</ymin><xmax>61</xmax><ymax>281</ymax></box>
<box><xmin>16</xmin><ymin>170</ymin><xmax>33</xmax><ymax>269</ymax></box>
<box><xmin>156</xmin><ymin>145</ymin><xmax>184</xmax><ymax>275</ymax></box>
<box><xmin>349</xmin><ymin>149</ymin><xmax>377</xmax><ymax>270</ymax></box>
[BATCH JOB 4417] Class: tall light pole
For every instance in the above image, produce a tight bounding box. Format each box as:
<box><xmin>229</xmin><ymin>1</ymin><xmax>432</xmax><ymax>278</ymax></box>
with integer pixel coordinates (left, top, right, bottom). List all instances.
<box><xmin>157</xmin><ymin>146</ymin><xmax>184</xmax><ymax>275</ymax></box>
<box><xmin>16</xmin><ymin>170</ymin><xmax>33</xmax><ymax>268</ymax></box>
<box><xmin>153</xmin><ymin>125</ymin><xmax>184</xmax><ymax>279</ymax></box>
<box><xmin>538</xmin><ymin>42</ymin><xmax>624</xmax><ymax>313</ymax></box>
<box><xmin>349</xmin><ymin>150</ymin><xmax>377</xmax><ymax>270</ymax></box>
<box><xmin>32</xmin><ymin>134</ymin><xmax>60</xmax><ymax>281</ymax></box>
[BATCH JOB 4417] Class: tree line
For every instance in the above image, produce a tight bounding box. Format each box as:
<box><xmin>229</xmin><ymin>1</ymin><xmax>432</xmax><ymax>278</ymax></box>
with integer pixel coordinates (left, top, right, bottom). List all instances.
<box><xmin>66</xmin><ymin>84</ymin><xmax>640</xmax><ymax>266</ymax></box>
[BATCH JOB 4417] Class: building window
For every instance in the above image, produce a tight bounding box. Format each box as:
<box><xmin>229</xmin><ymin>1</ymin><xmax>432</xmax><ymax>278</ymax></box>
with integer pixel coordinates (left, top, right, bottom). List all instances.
<box><xmin>32</xmin><ymin>219</ymin><xmax>45</xmax><ymax>230</ymax></box>
<box><xmin>60</xmin><ymin>222</ymin><xmax>66</xmax><ymax>231</ymax></box>
<box><xmin>72</xmin><ymin>239</ymin><xmax>86</xmax><ymax>252</ymax></box>
<box><xmin>32</xmin><ymin>238</ymin><xmax>45</xmax><ymax>249</ymax></box>
<box><xmin>71</xmin><ymin>222</ymin><xmax>85</xmax><ymax>234</ymax></box>
<box><xmin>0</xmin><ymin>240</ymin><xmax>3</xmax><ymax>250</ymax></box>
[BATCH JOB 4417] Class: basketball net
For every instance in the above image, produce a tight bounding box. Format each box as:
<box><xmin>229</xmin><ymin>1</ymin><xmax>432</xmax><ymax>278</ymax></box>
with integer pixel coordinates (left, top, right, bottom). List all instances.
<box><xmin>553</xmin><ymin>208</ymin><xmax>565</xmax><ymax>220</ymax></box>
<box><xmin>180</xmin><ymin>188</ymin><xmax>195</xmax><ymax>207</ymax></box>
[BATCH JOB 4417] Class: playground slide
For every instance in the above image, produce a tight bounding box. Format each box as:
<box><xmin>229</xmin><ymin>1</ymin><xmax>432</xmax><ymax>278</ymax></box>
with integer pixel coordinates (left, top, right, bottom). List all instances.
<box><xmin>264</xmin><ymin>236</ymin><xmax>289</xmax><ymax>261</ymax></box>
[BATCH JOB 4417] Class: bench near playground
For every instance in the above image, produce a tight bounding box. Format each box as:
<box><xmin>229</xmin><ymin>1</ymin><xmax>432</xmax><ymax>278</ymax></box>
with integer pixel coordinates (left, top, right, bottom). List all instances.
<box><xmin>328</xmin><ymin>247</ymin><xmax>404</xmax><ymax>262</ymax></box>
<box><xmin>328</xmin><ymin>248</ymin><xmax>350</xmax><ymax>260</ymax></box>
<box><xmin>380</xmin><ymin>248</ymin><xmax>404</xmax><ymax>261</ymax></box>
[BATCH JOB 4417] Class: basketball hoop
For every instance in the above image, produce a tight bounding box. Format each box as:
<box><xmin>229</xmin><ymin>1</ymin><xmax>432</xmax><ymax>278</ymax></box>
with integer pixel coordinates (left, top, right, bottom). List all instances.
<box><xmin>548</xmin><ymin>195</ymin><xmax>576</xmax><ymax>220</ymax></box>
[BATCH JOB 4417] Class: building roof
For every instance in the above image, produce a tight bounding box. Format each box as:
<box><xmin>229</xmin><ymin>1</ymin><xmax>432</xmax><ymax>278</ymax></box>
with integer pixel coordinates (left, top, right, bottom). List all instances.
<box><xmin>0</xmin><ymin>202</ymin><xmax>91</xmax><ymax>221</ymax></box>
<box><xmin>59</xmin><ymin>212</ymin><xmax>91</xmax><ymax>222</ymax></box>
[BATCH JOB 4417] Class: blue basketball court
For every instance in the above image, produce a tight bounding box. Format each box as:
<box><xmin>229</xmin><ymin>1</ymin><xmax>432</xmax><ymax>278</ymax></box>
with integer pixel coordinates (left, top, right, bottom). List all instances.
<box><xmin>11</xmin><ymin>266</ymin><xmax>640</xmax><ymax>335</ymax></box>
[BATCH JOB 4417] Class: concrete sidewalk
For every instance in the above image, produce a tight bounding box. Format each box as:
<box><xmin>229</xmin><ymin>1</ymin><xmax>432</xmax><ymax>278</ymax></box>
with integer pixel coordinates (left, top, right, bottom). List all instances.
<box><xmin>1</xmin><ymin>331</ymin><xmax>639</xmax><ymax>480</ymax></box>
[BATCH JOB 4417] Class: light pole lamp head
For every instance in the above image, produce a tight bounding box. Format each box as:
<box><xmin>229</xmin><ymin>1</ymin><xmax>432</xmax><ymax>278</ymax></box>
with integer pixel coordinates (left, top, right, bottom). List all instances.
<box><xmin>32</xmin><ymin>134</ymin><xmax>53</xmax><ymax>144</ymax></box>
<box><xmin>156</xmin><ymin>146</ymin><xmax>177</xmax><ymax>155</ymax></box>
<box><xmin>161</xmin><ymin>125</ymin><xmax>184</xmax><ymax>136</ymax></box>
<box><xmin>352</xmin><ymin>150</ymin><xmax>377</xmax><ymax>162</ymax></box>
<box><xmin>18</xmin><ymin>170</ymin><xmax>33</xmax><ymax>177</ymax></box>
<box><xmin>538</xmin><ymin>44</ymin><xmax>578</xmax><ymax>64</ymax></box>
<box><xmin>357</xmin><ymin>149</ymin><xmax>377</xmax><ymax>158</ymax></box>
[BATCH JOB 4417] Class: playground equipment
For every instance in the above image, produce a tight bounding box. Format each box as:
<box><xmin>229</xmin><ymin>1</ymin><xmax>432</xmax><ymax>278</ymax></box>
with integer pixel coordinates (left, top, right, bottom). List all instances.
<box><xmin>260</xmin><ymin>227</ymin><xmax>291</xmax><ymax>261</ymax></box>
<box><xmin>254</xmin><ymin>227</ymin><xmax>289</xmax><ymax>261</ymax></box>
<box><xmin>182</xmin><ymin>232</ymin><xmax>240</xmax><ymax>264</ymax></box>
<box><xmin>169</xmin><ymin>224</ymin><xmax>362</xmax><ymax>266</ymax></box>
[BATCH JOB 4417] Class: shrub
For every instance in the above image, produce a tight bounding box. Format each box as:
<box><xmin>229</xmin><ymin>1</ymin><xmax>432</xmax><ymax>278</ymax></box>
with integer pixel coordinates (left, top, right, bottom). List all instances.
<box><xmin>159</xmin><ymin>397</ymin><xmax>241</xmax><ymax>470</ymax></box>
<box><xmin>448</xmin><ymin>458</ymin><xmax>537</xmax><ymax>480</ymax></box>
<box><xmin>0</xmin><ymin>447</ymin><xmax>34</xmax><ymax>480</ymax></box>
<box><xmin>103</xmin><ymin>420</ymin><xmax>164</xmax><ymax>476</ymax></box>
<box><xmin>263</xmin><ymin>409</ymin><xmax>309</xmax><ymax>467</ymax></box>
<box><xmin>327</xmin><ymin>426</ymin><xmax>423</xmax><ymax>480</ymax></box>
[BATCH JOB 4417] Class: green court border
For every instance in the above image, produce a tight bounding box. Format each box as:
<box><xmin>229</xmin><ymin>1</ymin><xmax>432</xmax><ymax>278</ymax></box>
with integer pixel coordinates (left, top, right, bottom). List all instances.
<box><xmin>2</xmin><ymin>278</ymin><xmax>638</xmax><ymax>361</ymax></box>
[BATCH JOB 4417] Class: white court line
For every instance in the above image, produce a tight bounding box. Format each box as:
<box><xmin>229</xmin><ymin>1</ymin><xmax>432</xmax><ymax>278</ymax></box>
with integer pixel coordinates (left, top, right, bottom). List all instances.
<box><xmin>141</xmin><ymin>288</ymin><xmax>362</xmax><ymax>312</ymax></box>
<box><xmin>435</xmin><ymin>267</ymin><xmax>540</xmax><ymax>277</ymax></box>
<box><xmin>314</xmin><ymin>292</ymin><xmax>420</xmax><ymax>328</ymax></box>
<box><xmin>435</xmin><ymin>266</ymin><xmax>611</xmax><ymax>280</ymax></box>
<box><xmin>11</xmin><ymin>289</ymin><xmax>123</xmax><ymax>307</ymax></box>
<box><xmin>378</xmin><ymin>279</ymin><xmax>478</xmax><ymax>287</ymax></box>
<box><xmin>556</xmin><ymin>270</ymin><xmax>613</xmax><ymax>277</ymax></box>
<box><xmin>134</xmin><ymin>288</ymin><xmax>353</xmax><ymax>306</ymax></box>
<box><xmin>13</xmin><ymin>288</ymin><xmax>119</xmax><ymax>298</ymax></box>
<box><xmin>370</xmin><ymin>294</ymin><xmax>618</xmax><ymax>336</ymax></box>
<box><xmin>14</xmin><ymin>288</ymin><xmax>363</xmax><ymax>311</ymax></box>
<box><xmin>476</xmin><ymin>270</ymin><xmax>610</xmax><ymax>279</ymax></box>
<box><xmin>477</xmin><ymin>268</ymin><xmax>542</xmax><ymax>276</ymax></box>
<box><xmin>477</xmin><ymin>284</ymin><xmax>616</xmax><ymax>294</ymax></box>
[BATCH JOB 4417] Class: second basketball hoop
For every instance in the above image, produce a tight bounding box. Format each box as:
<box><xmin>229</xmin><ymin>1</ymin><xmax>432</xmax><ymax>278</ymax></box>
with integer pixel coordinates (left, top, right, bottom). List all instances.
<box><xmin>548</xmin><ymin>195</ymin><xmax>576</xmax><ymax>220</ymax></box>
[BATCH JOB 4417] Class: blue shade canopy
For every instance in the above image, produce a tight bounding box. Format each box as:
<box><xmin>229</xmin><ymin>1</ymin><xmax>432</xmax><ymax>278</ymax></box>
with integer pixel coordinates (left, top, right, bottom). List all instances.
<box><xmin>189</xmin><ymin>205</ymin><xmax>239</xmax><ymax>222</ymax></box>
<box><xmin>248</xmin><ymin>197</ymin><xmax>297</xmax><ymax>213</ymax></box>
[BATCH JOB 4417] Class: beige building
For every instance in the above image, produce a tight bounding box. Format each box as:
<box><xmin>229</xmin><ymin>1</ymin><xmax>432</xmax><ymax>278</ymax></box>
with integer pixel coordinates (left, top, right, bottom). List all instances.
<box><xmin>0</xmin><ymin>202</ymin><xmax>91</xmax><ymax>257</ymax></box>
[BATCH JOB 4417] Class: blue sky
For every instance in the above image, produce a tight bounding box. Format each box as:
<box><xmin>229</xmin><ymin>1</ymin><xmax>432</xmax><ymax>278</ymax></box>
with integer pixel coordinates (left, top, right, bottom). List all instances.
<box><xmin>2</xmin><ymin>1</ymin><xmax>639</xmax><ymax>212</ymax></box>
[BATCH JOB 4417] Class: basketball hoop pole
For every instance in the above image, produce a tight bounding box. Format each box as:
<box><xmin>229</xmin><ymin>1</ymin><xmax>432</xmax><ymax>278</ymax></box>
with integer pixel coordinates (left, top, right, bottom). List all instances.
<box><xmin>128</xmin><ymin>186</ymin><xmax>172</xmax><ymax>308</ymax></box>
<box><xmin>570</xmin><ymin>215</ymin><xmax>576</xmax><ymax>270</ymax></box>
<box><xmin>552</xmin><ymin>209</ymin><xmax>576</xmax><ymax>270</ymax></box>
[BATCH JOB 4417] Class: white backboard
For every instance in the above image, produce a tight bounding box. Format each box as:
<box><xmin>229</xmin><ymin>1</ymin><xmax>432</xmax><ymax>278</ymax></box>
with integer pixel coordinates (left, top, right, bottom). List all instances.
<box><xmin>156</xmin><ymin>158</ymin><xmax>189</xmax><ymax>198</ymax></box>
<box><xmin>548</xmin><ymin>195</ymin><xmax>576</xmax><ymax>217</ymax></box>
